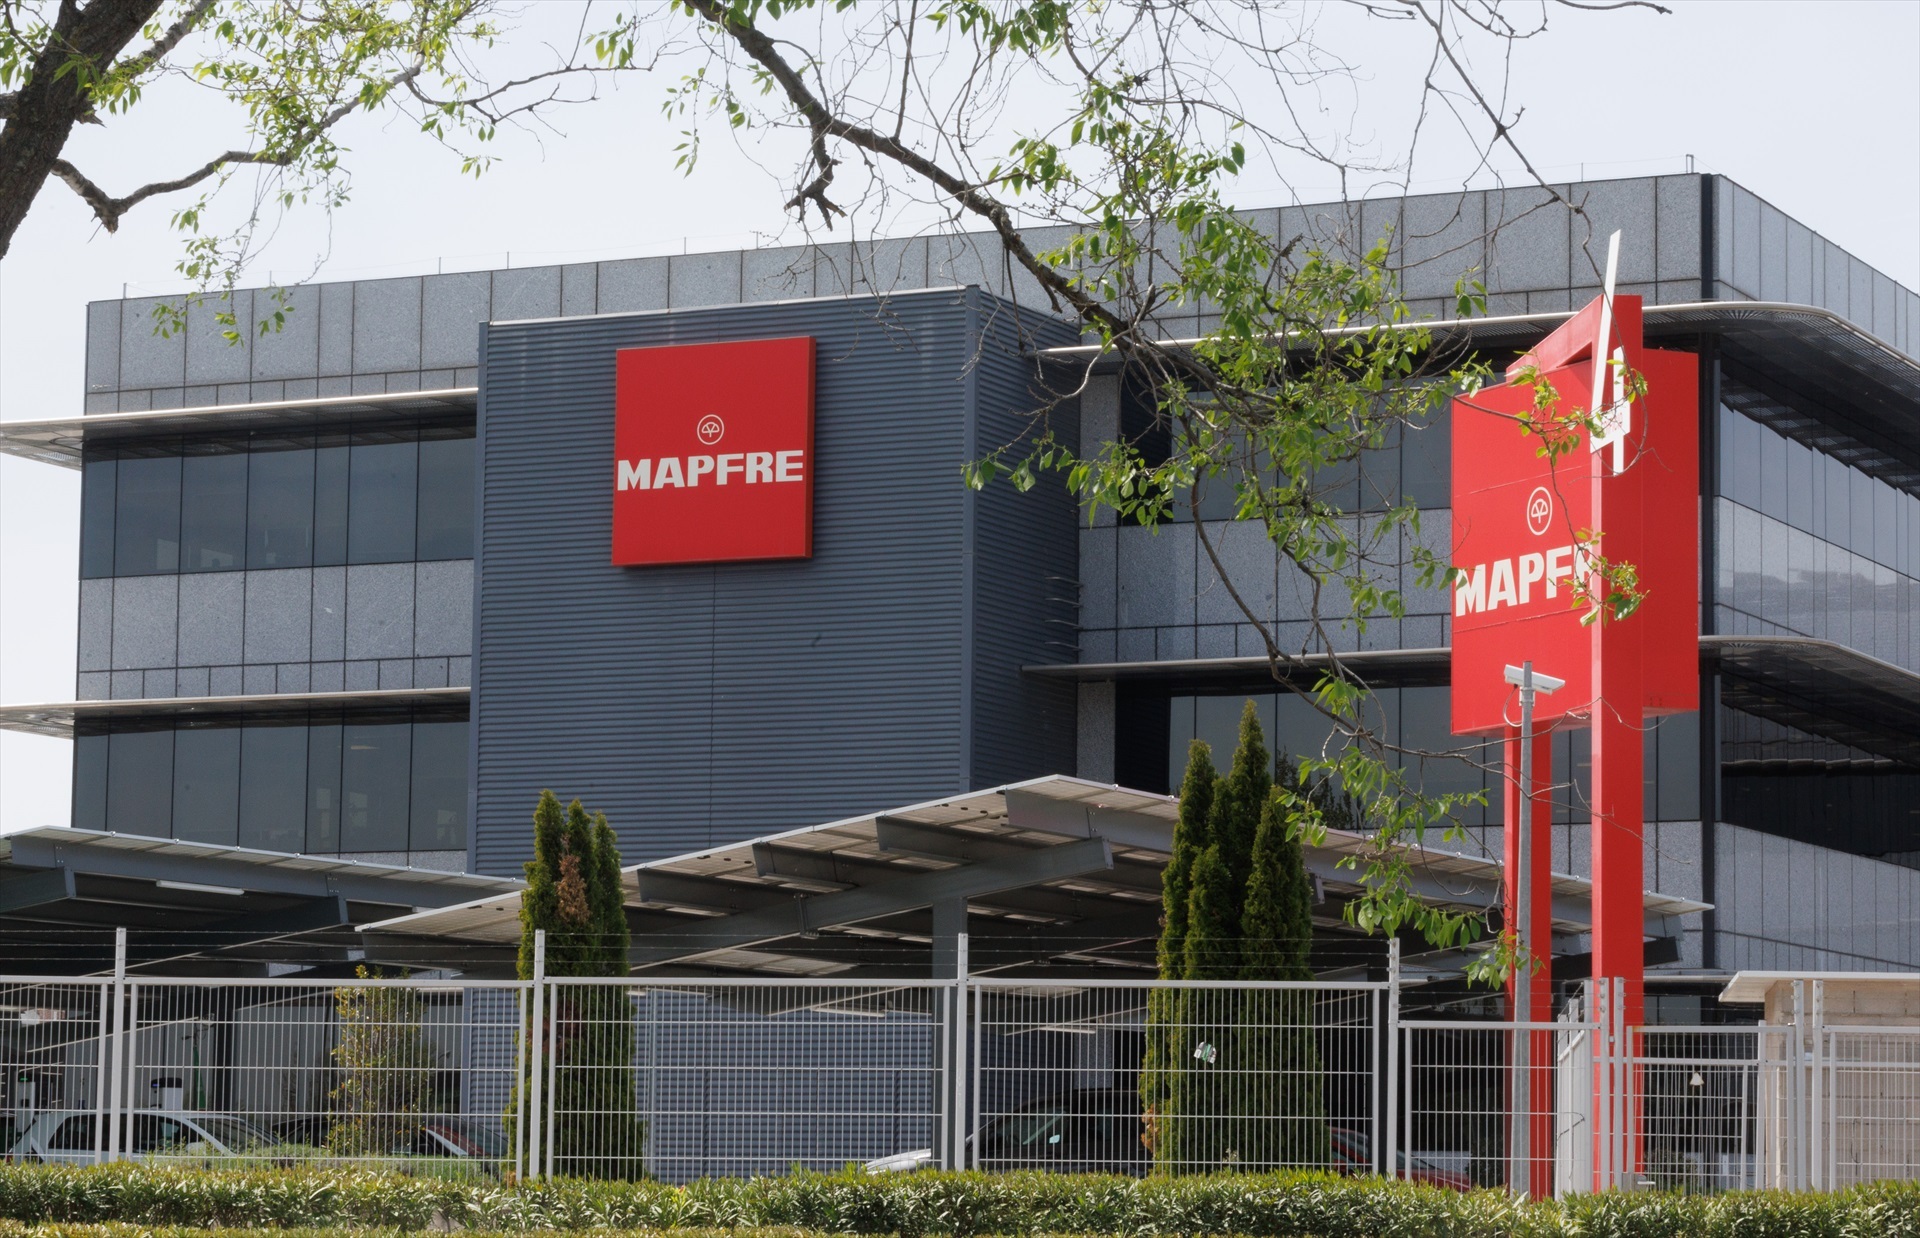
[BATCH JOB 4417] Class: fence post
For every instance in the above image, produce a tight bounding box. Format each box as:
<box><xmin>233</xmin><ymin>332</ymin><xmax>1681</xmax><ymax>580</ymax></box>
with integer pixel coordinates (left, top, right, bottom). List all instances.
<box><xmin>1810</xmin><ymin>979</ymin><xmax>1825</xmax><ymax>1191</ymax></box>
<box><xmin>969</xmin><ymin>966</ymin><xmax>983</xmax><ymax>1173</ymax></box>
<box><xmin>950</xmin><ymin>932</ymin><xmax>968</xmax><ymax>1171</ymax></box>
<box><xmin>103</xmin><ymin>928</ymin><xmax>127</xmax><ymax>1163</ymax></box>
<box><xmin>1385</xmin><ymin>937</ymin><xmax>1400</xmax><ymax>1180</ymax></box>
<box><xmin>528</xmin><ymin>929</ymin><xmax>546</xmax><ymax>1180</ymax></box>
<box><xmin>99</xmin><ymin>930</ymin><xmax>127</xmax><ymax>1163</ymax></box>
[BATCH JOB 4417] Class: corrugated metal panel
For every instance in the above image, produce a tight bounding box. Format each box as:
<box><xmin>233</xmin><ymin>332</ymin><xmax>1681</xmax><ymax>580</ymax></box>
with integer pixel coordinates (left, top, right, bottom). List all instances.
<box><xmin>964</xmin><ymin>293</ymin><xmax>1081</xmax><ymax>786</ymax></box>
<box><xmin>476</xmin><ymin>291</ymin><xmax>1079</xmax><ymax>876</ymax></box>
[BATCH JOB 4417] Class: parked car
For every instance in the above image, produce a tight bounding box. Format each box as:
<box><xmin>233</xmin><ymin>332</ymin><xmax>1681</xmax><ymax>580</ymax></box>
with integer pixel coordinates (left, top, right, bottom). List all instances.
<box><xmin>6</xmin><ymin>1110</ymin><xmax>279</xmax><ymax>1164</ymax></box>
<box><xmin>1328</xmin><ymin>1127</ymin><xmax>1473</xmax><ymax>1192</ymax></box>
<box><xmin>867</xmin><ymin>1088</ymin><xmax>1149</xmax><ymax>1175</ymax></box>
<box><xmin>864</xmin><ymin>1093</ymin><xmax>1473</xmax><ymax>1188</ymax></box>
<box><xmin>271</xmin><ymin>1113</ymin><xmax>508</xmax><ymax>1173</ymax></box>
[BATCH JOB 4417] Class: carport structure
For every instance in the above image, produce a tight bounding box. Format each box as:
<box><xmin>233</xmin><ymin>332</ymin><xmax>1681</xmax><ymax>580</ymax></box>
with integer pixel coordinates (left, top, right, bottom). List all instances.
<box><xmin>0</xmin><ymin>827</ymin><xmax>518</xmax><ymax>974</ymax></box>
<box><xmin>365</xmin><ymin>775</ymin><xmax>1708</xmax><ymax>982</ymax></box>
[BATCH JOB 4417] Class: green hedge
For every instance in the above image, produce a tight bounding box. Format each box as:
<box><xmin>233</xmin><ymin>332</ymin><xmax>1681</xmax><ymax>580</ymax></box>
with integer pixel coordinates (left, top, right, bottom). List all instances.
<box><xmin>0</xmin><ymin>1164</ymin><xmax>1912</xmax><ymax>1238</ymax></box>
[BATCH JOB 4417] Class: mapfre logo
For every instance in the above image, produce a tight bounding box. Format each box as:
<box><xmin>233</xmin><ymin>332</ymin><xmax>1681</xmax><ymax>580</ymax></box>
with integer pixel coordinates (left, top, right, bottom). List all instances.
<box><xmin>1526</xmin><ymin>486</ymin><xmax>1553</xmax><ymax>536</ymax></box>
<box><xmin>612</xmin><ymin>337</ymin><xmax>814</xmax><ymax>566</ymax></box>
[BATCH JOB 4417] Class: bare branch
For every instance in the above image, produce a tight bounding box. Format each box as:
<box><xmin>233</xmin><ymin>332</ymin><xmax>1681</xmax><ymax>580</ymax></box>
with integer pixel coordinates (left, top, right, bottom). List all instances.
<box><xmin>112</xmin><ymin>0</ymin><xmax>216</xmax><ymax>78</ymax></box>
<box><xmin>53</xmin><ymin>62</ymin><xmax>425</xmax><ymax>232</ymax></box>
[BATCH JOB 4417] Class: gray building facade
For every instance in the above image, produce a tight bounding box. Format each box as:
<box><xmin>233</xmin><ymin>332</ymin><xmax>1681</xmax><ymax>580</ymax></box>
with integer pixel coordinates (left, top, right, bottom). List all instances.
<box><xmin>11</xmin><ymin>171</ymin><xmax>1920</xmax><ymax>977</ymax></box>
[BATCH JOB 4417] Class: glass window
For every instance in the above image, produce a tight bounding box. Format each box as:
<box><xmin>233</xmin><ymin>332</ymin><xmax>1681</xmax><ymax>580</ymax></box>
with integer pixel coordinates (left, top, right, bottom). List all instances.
<box><xmin>178</xmin><ymin>448</ymin><xmax>249</xmax><ymax>572</ymax></box>
<box><xmin>1852</xmin><ymin>467</ymin><xmax>1874</xmax><ymax>560</ymax></box>
<box><xmin>1809</xmin><ymin>447</ymin><xmax>1826</xmax><ymax>540</ymax></box>
<box><xmin>409</xmin><ymin>720</ymin><xmax>469</xmax><ymax>851</ymax></box>
<box><xmin>1399</xmin><ymin>685</ymin><xmax>1485</xmax><ymax>826</ymax></box>
<box><xmin>1876</xmin><ymin>480</ymin><xmax>1898</xmax><ymax>570</ymax></box>
<box><xmin>1785</xmin><ymin>437</ymin><xmax>1813</xmax><ymax>533</ymax></box>
<box><xmin>172</xmin><ymin>726</ymin><xmax>240</xmax><ymax>845</ymax></box>
<box><xmin>306</xmin><ymin>723</ymin><xmax>343</xmax><ymax>853</ymax></box>
<box><xmin>72</xmin><ymin>733</ymin><xmax>108</xmax><ymax>831</ymax></box>
<box><xmin>1759</xmin><ymin>425</ymin><xmax>1786</xmax><ymax>523</ymax></box>
<box><xmin>347</xmin><ymin>436</ymin><xmax>418</xmax><ymax>564</ymax></box>
<box><xmin>49</xmin><ymin>1116</ymin><xmax>97</xmax><ymax>1152</ymax></box>
<box><xmin>239</xmin><ymin>725</ymin><xmax>308</xmax><ymax>852</ymax></box>
<box><xmin>80</xmin><ymin>459</ymin><xmax>116</xmax><ymax>579</ymax></box>
<box><xmin>415</xmin><ymin>432</ymin><xmax>474</xmax><ymax>560</ymax></box>
<box><xmin>1402</xmin><ymin>404</ymin><xmax>1450</xmax><ymax>510</ymax></box>
<box><xmin>342</xmin><ymin>721</ymin><xmax>411</xmax><ymax>851</ymax></box>
<box><xmin>312</xmin><ymin>439</ymin><xmax>350</xmax><ymax>567</ymax></box>
<box><xmin>1655</xmin><ymin>711</ymin><xmax>1701</xmax><ymax>821</ymax></box>
<box><xmin>1824</xmin><ymin>454</ymin><xmax>1850</xmax><ymax>547</ymax></box>
<box><xmin>107</xmin><ymin>729</ymin><xmax>174</xmax><ymax>838</ymax></box>
<box><xmin>114</xmin><ymin>455</ymin><xmax>181</xmax><ymax>575</ymax></box>
<box><xmin>247</xmin><ymin>438</ymin><xmax>316</xmax><ymax>569</ymax></box>
<box><xmin>1358</xmin><ymin>422</ymin><xmax>1401</xmax><ymax>513</ymax></box>
<box><xmin>1725</xmin><ymin>408</ymin><xmax>1758</xmax><ymax>510</ymax></box>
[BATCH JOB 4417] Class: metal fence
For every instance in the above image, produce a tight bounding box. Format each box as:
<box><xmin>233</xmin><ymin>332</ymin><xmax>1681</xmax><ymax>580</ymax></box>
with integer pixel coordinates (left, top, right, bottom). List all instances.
<box><xmin>0</xmin><ymin>941</ymin><xmax>1916</xmax><ymax>1192</ymax></box>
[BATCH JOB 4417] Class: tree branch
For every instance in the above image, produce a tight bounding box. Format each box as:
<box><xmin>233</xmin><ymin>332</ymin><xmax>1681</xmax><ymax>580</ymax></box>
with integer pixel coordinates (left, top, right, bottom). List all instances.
<box><xmin>112</xmin><ymin>0</ymin><xmax>216</xmax><ymax>78</ymax></box>
<box><xmin>53</xmin><ymin>62</ymin><xmax>424</xmax><ymax>232</ymax></box>
<box><xmin>686</xmin><ymin>0</ymin><xmax>1138</xmax><ymax>341</ymax></box>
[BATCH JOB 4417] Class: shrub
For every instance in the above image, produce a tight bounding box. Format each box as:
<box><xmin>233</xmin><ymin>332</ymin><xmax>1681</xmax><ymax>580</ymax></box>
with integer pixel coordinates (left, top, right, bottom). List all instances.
<box><xmin>0</xmin><ymin>1163</ymin><xmax>1910</xmax><ymax>1237</ymax></box>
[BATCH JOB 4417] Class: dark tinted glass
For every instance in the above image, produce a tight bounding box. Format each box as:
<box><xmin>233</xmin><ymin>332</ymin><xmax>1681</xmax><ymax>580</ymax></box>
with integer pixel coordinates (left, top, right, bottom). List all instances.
<box><xmin>1759</xmin><ymin>426</ymin><xmax>1786</xmax><ymax>522</ymax></box>
<box><xmin>1852</xmin><ymin>468</ymin><xmax>1874</xmax><ymax>559</ymax></box>
<box><xmin>1876</xmin><ymin>481</ymin><xmax>1897</xmax><ymax>568</ymax></box>
<box><xmin>72</xmin><ymin>733</ymin><xmax>109</xmax><ymax>831</ymax></box>
<box><xmin>49</xmin><ymin>1116</ymin><xmax>96</xmax><ymax>1151</ymax></box>
<box><xmin>81</xmin><ymin>459</ymin><xmax>116</xmax><ymax>579</ymax></box>
<box><xmin>313</xmin><ymin>440</ymin><xmax>350</xmax><ymax>567</ymax></box>
<box><xmin>107</xmin><ymin>730</ymin><xmax>174</xmax><ymax>837</ymax></box>
<box><xmin>342</xmin><ymin>721</ymin><xmax>411</xmax><ymax>850</ymax></box>
<box><xmin>239</xmin><ymin>725</ymin><xmax>308</xmax><ymax>851</ymax></box>
<box><xmin>1785</xmin><ymin>437</ymin><xmax>1812</xmax><ymax>533</ymax></box>
<box><xmin>1401</xmin><ymin>405</ymin><xmax>1450</xmax><ymax>509</ymax></box>
<box><xmin>1727</xmin><ymin>408</ymin><xmax>1758</xmax><ymax>510</ymax></box>
<box><xmin>415</xmin><ymin>433</ymin><xmax>474</xmax><ymax>560</ymax></box>
<box><xmin>408</xmin><ymin>720</ymin><xmax>469</xmax><ymax>851</ymax></box>
<box><xmin>1656</xmin><ymin>711</ymin><xmax>1700</xmax><ymax>821</ymax></box>
<box><xmin>1825</xmin><ymin>455</ymin><xmax>1850</xmax><ymax>545</ymax></box>
<box><xmin>114</xmin><ymin>455</ymin><xmax>181</xmax><ymax>575</ymax></box>
<box><xmin>247</xmin><ymin>439</ymin><xmax>316</xmax><ymax>569</ymax></box>
<box><xmin>306</xmin><ymin>724</ymin><xmax>343</xmax><ymax>853</ymax></box>
<box><xmin>179</xmin><ymin>449</ymin><xmax>249</xmax><ymax>572</ymax></box>
<box><xmin>1358</xmin><ymin>422</ymin><xmax>1401</xmax><ymax>512</ymax></box>
<box><xmin>347</xmin><ymin>437</ymin><xmax>418</xmax><ymax>564</ymax></box>
<box><xmin>172</xmin><ymin>726</ymin><xmax>240</xmax><ymax>844</ymax></box>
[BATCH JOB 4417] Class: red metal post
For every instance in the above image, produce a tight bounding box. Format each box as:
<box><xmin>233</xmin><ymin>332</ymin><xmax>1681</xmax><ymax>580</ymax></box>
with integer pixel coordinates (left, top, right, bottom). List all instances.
<box><xmin>1503</xmin><ymin>725</ymin><xmax>1556</xmax><ymax>1196</ymax></box>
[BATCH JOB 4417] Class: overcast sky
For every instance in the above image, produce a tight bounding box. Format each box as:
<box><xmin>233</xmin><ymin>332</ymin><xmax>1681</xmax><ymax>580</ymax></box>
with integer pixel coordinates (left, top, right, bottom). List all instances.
<box><xmin>0</xmin><ymin>0</ymin><xmax>1914</xmax><ymax>832</ymax></box>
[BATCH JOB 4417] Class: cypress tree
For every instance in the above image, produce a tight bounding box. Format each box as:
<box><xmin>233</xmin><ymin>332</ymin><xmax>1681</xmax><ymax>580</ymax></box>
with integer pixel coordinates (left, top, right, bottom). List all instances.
<box><xmin>1237</xmin><ymin>766</ymin><xmax>1331</xmax><ymax>1169</ymax></box>
<box><xmin>511</xmin><ymin>790</ymin><xmax>646</xmax><ymax>1178</ymax></box>
<box><xmin>1176</xmin><ymin>843</ymin><xmax>1242</xmax><ymax>1169</ymax></box>
<box><xmin>1210</xmin><ymin>700</ymin><xmax>1272</xmax><ymax>897</ymax></box>
<box><xmin>1142</xmin><ymin>739</ymin><xmax>1217</xmax><ymax>1169</ymax></box>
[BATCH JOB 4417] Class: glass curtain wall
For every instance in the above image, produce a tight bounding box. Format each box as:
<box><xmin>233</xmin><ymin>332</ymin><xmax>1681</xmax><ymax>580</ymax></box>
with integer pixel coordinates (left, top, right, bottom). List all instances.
<box><xmin>80</xmin><ymin>422</ymin><xmax>474</xmax><ymax>579</ymax></box>
<box><xmin>1719</xmin><ymin>702</ymin><xmax>1920</xmax><ymax>868</ymax></box>
<box><xmin>73</xmin><ymin>710</ymin><xmax>469</xmax><ymax>856</ymax></box>
<box><xmin>1716</xmin><ymin>401</ymin><xmax>1920</xmax><ymax>671</ymax></box>
<box><xmin>1169</xmin><ymin>686</ymin><xmax>1700</xmax><ymax>828</ymax></box>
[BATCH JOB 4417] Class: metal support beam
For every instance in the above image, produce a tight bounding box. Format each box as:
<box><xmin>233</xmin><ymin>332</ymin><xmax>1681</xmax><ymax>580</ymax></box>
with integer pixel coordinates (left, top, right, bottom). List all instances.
<box><xmin>634</xmin><ymin>871</ymin><xmax>793</xmax><ymax>915</ymax></box>
<box><xmin>629</xmin><ymin>836</ymin><xmax>1114</xmax><ymax>969</ymax></box>
<box><xmin>4</xmin><ymin>836</ymin><xmax>499</xmax><ymax>908</ymax></box>
<box><xmin>876</xmin><ymin>817</ymin><xmax>1163</xmax><ymax>895</ymax></box>
<box><xmin>130</xmin><ymin>895</ymin><xmax>351</xmax><ymax>967</ymax></box>
<box><xmin>1003</xmin><ymin>790</ymin><xmax>1174</xmax><ymax>854</ymax></box>
<box><xmin>750</xmin><ymin>844</ymin><xmax>855</xmax><ymax>892</ymax></box>
<box><xmin>0</xmin><ymin>866</ymin><xmax>74</xmax><ymax>915</ymax></box>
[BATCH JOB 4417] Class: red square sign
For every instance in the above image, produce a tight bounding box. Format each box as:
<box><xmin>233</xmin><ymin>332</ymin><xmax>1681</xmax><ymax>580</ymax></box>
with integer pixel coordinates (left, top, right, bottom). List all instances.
<box><xmin>612</xmin><ymin>336</ymin><xmax>815</xmax><ymax>566</ymax></box>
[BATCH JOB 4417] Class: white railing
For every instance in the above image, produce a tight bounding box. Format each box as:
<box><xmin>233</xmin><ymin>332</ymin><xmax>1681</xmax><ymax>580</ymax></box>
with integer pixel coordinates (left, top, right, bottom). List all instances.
<box><xmin>0</xmin><ymin>935</ymin><xmax>1914</xmax><ymax>1191</ymax></box>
